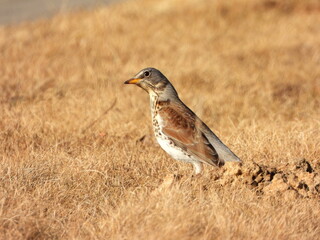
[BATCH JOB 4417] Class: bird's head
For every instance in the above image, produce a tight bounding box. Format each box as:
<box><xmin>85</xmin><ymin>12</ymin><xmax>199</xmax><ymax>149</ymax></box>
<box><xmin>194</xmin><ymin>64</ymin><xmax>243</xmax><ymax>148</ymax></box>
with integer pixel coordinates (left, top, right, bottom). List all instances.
<box><xmin>124</xmin><ymin>68</ymin><xmax>178</xmax><ymax>98</ymax></box>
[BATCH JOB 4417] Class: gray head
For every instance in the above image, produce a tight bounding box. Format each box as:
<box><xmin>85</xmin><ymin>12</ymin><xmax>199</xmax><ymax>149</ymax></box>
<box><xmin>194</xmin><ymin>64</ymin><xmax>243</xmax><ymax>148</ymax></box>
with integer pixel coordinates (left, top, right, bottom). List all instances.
<box><xmin>124</xmin><ymin>68</ymin><xmax>178</xmax><ymax>97</ymax></box>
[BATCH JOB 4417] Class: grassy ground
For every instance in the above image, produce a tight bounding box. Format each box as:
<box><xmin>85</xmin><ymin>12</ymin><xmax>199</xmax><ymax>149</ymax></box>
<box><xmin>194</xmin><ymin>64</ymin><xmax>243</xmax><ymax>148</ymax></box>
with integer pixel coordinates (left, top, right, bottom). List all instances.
<box><xmin>0</xmin><ymin>0</ymin><xmax>319</xmax><ymax>239</ymax></box>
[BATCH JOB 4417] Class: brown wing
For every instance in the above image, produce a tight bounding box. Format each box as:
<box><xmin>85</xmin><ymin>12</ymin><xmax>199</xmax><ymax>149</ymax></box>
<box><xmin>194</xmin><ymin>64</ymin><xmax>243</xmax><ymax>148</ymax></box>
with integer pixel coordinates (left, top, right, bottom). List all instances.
<box><xmin>159</xmin><ymin>103</ymin><xmax>222</xmax><ymax>167</ymax></box>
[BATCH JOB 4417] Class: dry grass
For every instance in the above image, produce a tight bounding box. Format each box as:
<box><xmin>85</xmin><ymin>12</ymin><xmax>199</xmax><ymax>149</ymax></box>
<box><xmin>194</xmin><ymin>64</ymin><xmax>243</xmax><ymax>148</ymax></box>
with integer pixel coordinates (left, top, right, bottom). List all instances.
<box><xmin>0</xmin><ymin>0</ymin><xmax>320</xmax><ymax>239</ymax></box>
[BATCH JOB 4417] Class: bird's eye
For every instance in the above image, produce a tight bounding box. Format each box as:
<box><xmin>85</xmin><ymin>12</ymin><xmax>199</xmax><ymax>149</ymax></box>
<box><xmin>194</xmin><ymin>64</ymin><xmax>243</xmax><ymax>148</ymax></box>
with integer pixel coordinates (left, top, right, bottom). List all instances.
<box><xmin>144</xmin><ymin>71</ymin><xmax>150</xmax><ymax>77</ymax></box>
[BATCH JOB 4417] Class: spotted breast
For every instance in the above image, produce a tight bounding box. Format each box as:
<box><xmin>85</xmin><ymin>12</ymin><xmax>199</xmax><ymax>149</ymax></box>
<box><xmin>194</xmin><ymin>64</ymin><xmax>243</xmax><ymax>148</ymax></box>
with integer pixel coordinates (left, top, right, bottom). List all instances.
<box><xmin>151</xmin><ymin>99</ymin><xmax>202</xmax><ymax>168</ymax></box>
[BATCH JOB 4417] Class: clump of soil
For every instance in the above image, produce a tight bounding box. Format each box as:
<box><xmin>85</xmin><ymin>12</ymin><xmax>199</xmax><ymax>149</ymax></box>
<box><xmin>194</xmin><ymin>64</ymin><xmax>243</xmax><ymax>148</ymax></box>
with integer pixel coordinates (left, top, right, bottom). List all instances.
<box><xmin>222</xmin><ymin>159</ymin><xmax>320</xmax><ymax>199</ymax></box>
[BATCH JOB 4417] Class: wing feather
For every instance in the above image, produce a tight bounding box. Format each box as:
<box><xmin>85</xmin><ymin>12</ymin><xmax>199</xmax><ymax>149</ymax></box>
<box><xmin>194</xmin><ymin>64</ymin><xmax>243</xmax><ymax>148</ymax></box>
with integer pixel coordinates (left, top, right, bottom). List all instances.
<box><xmin>159</xmin><ymin>103</ymin><xmax>223</xmax><ymax>167</ymax></box>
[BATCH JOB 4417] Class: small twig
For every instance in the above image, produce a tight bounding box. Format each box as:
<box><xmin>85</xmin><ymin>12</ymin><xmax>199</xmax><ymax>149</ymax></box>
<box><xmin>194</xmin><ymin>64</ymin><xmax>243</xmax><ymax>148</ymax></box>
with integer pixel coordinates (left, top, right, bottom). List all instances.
<box><xmin>81</xmin><ymin>98</ymin><xmax>117</xmax><ymax>134</ymax></box>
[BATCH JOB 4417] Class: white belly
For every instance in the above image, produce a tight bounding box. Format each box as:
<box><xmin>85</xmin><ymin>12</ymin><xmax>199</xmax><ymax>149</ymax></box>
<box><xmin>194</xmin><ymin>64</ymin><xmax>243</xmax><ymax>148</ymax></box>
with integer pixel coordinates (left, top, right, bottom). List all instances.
<box><xmin>156</xmin><ymin>136</ymin><xmax>195</xmax><ymax>163</ymax></box>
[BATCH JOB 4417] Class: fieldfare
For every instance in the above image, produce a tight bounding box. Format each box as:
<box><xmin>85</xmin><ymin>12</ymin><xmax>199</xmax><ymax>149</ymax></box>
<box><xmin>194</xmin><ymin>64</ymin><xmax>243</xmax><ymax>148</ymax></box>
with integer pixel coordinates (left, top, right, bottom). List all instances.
<box><xmin>125</xmin><ymin>68</ymin><xmax>241</xmax><ymax>174</ymax></box>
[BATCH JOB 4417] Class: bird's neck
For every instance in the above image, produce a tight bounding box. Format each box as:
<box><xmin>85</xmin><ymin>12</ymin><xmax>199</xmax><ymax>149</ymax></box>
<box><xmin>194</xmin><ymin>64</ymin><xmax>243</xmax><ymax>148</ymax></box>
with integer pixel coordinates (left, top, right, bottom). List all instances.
<box><xmin>149</xmin><ymin>92</ymin><xmax>159</xmax><ymax>112</ymax></box>
<box><xmin>150</xmin><ymin>83</ymin><xmax>178</xmax><ymax>101</ymax></box>
<box><xmin>149</xmin><ymin>84</ymin><xmax>179</xmax><ymax>116</ymax></box>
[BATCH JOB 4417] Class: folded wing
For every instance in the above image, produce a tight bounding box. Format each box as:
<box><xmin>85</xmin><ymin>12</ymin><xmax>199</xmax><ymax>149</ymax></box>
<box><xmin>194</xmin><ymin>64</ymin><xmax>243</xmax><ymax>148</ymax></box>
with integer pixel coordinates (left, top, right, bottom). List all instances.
<box><xmin>159</xmin><ymin>103</ymin><xmax>224</xmax><ymax>167</ymax></box>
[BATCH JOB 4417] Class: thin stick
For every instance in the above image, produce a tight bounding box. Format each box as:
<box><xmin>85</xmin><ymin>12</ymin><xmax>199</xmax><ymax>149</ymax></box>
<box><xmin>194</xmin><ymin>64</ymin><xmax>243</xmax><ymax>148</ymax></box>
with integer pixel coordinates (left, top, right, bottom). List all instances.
<box><xmin>81</xmin><ymin>98</ymin><xmax>117</xmax><ymax>134</ymax></box>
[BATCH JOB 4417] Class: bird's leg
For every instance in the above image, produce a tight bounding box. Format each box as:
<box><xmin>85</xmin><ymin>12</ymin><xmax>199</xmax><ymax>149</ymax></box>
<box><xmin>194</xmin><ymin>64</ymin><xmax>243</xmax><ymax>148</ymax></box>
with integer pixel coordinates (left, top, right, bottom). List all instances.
<box><xmin>192</xmin><ymin>162</ymin><xmax>203</xmax><ymax>175</ymax></box>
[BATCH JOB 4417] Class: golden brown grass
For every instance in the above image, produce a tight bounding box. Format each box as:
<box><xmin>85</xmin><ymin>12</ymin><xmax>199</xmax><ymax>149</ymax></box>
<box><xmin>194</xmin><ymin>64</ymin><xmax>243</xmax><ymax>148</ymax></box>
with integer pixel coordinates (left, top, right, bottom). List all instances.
<box><xmin>0</xmin><ymin>0</ymin><xmax>320</xmax><ymax>239</ymax></box>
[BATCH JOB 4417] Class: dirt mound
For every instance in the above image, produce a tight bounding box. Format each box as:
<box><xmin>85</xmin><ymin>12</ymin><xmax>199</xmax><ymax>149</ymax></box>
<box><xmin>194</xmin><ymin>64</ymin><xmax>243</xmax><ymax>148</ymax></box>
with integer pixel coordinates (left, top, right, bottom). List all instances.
<box><xmin>222</xmin><ymin>159</ymin><xmax>320</xmax><ymax>199</ymax></box>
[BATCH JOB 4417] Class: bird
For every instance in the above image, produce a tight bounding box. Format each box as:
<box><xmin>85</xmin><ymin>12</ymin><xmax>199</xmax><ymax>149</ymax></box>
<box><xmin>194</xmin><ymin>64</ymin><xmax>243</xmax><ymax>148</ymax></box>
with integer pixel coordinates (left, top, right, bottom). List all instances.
<box><xmin>124</xmin><ymin>68</ymin><xmax>241</xmax><ymax>174</ymax></box>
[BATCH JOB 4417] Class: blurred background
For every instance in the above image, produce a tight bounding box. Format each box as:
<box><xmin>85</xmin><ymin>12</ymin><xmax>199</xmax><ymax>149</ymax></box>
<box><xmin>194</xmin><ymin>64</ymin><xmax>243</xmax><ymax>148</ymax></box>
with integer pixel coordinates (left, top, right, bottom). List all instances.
<box><xmin>0</xmin><ymin>0</ymin><xmax>120</xmax><ymax>24</ymax></box>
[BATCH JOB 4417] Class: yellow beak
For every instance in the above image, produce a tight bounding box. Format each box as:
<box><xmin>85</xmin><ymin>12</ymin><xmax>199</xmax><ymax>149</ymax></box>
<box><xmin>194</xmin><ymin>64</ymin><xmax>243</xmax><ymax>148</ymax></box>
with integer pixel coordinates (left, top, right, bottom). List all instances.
<box><xmin>124</xmin><ymin>78</ymin><xmax>142</xmax><ymax>84</ymax></box>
